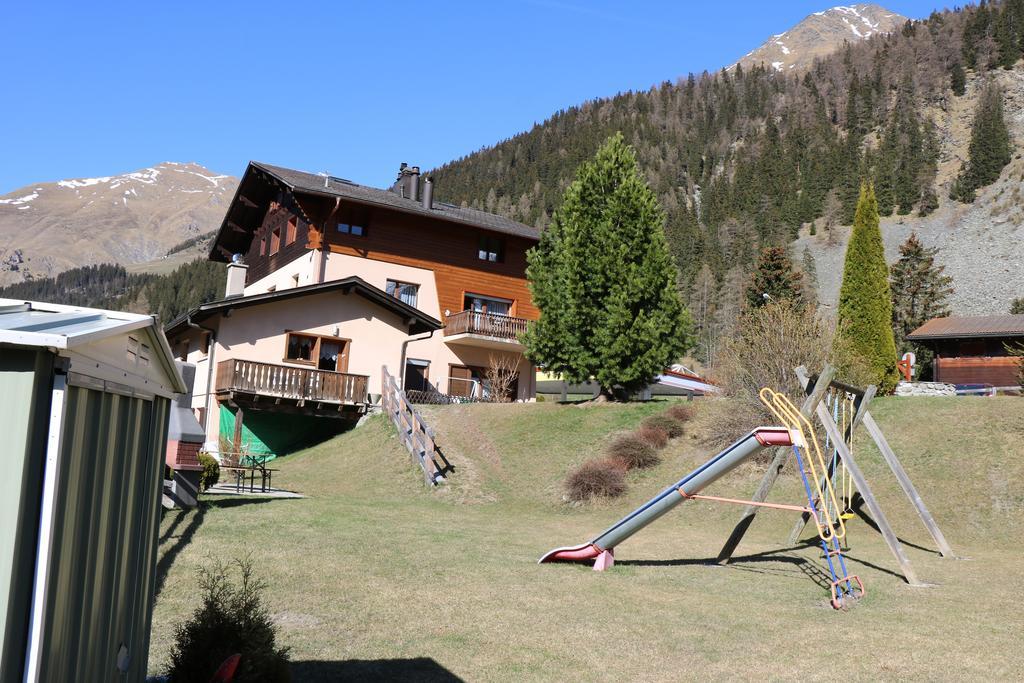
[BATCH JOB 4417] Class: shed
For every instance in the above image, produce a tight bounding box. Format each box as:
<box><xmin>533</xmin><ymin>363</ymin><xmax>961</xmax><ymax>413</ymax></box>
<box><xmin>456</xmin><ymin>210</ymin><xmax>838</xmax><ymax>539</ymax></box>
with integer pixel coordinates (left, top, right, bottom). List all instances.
<box><xmin>0</xmin><ymin>299</ymin><xmax>185</xmax><ymax>683</ymax></box>
<box><xmin>907</xmin><ymin>314</ymin><xmax>1024</xmax><ymax>387</ymax></box>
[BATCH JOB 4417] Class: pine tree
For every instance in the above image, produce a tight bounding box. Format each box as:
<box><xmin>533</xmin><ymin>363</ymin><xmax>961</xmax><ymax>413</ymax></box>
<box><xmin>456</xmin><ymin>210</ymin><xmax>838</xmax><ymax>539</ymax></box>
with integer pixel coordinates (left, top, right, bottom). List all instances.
<box><xmin>801</xmin><ymin>246</ymin><xmax>819</xmax><ymax>305</ymax></box>
<box><xmin>890</xmin><ymin>232</ymin><xmax>954</xmax><ymax>352</ymax></box>
<box><xmin>951</xmin><ymin>83</ymin><xmax>1012</xmax><ymax>202</ymax></box>
<box><xmin>950</xmin><ymin>62</ymin><xmax>967</xmax><ymax>96</ymax></box>
<box><xmin>524</xmin><ymin>133</ymin><xmax>694</xmax><ymax>397</ymax></box>
<box><xmin>745</xmin><ymin>246</ymin><xmax>804</xmax><ymax>309</ymax></box>
<box><xmin>836</xmin><ymin>183</ymin><xmax>900</xmax><ymax>392</ymax></box>
<box><xmin>1011</xmin><ymin>297</ymin><xmax>1024</xmax><ymax>314</ymax></box>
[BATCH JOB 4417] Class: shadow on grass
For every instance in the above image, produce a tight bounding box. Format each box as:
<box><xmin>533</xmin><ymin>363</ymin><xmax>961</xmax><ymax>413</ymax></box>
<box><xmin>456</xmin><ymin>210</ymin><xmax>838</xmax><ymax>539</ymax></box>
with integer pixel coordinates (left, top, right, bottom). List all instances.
<box><xmin>850</xmin><ymin>497</ymin><xmax>942</xmax><ymax>557</ymax></box>
<box><xmin>290</xmin><ymin>657</ymin><xmax>463</xmax><ymax>682</ymax></box>
<box><xmin>154</xmin><ymin>497</ymin><xmax>282</xmax><ymax>598</ymax></box>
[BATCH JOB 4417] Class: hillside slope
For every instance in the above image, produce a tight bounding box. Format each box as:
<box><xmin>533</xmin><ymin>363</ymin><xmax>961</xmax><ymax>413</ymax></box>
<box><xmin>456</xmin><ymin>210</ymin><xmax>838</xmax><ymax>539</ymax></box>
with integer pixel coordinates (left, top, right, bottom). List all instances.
<box><xmin>148</xmin><ymin>398</ymin><xmax>1024</xmax><ymax>679</ymax></box>
<box><xmin>799</xmin><ymin>66</ymin><xmax>1024</xmax><ymax>315</ymax></box>
<box><xmin>735</xmin><ymin>4</ymin><xmax>907</xmax><ymax>73</ymax></box>
<box><xmin>0</xmin><ymin>162</ymin><xmax>237</xmax><ymax>286</ymax></box>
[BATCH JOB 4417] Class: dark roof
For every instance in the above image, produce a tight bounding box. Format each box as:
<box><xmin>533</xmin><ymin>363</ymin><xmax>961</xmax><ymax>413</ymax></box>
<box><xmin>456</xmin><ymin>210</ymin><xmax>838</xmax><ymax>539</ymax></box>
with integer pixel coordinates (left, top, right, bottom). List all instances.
<box><xmin>252</xmin><ymin>161</ymin><xmax>540</xmax><ymax>240</ymax></box>
<box><xmin>907</xmin><ymin>314</ymin><xmax>1024</xmax><ymax>340</ymax></box>
<box><xmin>165</xmin><ymin>276</ymin><xmax>442</xmax><ymax>337</ymax></box>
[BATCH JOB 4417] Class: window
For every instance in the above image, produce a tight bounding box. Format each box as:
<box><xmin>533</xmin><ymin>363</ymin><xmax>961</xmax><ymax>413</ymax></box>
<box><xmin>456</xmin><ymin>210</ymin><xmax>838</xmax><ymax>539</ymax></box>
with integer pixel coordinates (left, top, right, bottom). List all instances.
<box><xmin>270</xmin><ymin>226</ymin><xmax>281</xmax><ymax>255</ymax></box>
<box><xmin>335</xmin><ymin>204</ymin><xmax>369</xmax><ymax>237</ymax></box>
<box><xmin>336</xmin><ymin>222</ymin><xmax>365</xmax><ymax>237</ymax></box>
<box><xmin>286</xmin><ymin>216</ymin><xmax>297</xmax><ymax>245</ymax></box>
<box><xmin>386</xmin><ymin>279</ymin><xmax>419</xmax><ymax>307</ymax></box>
<box><xmin>464</xmin><ymin>293</ymin><xmax>511</xmax><ymax>316</ymax></box>
<box><xmin>478</xmin><ymin>235</ymin><xmax>504</xmax><ymax>263</ymax></box>
<box><xmin>285</xmin><ymin>333</ymin><xmax>316</xmax><ymax>363</ymax></box>
<box><xmin>284</xmin><ymin>332</ymin><xmax>350</xmax><ymax>372</ymax></box>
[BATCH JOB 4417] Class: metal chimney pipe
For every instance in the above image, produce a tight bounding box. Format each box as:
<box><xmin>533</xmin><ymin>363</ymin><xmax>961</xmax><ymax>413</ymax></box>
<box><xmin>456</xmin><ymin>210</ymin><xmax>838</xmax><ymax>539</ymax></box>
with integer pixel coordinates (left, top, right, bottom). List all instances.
<box><xmin>422</xmin><ymin>175</ymin><xmax>434</xmax><ymax>209</ymax></box>
<box><xmin>409</xmin><ymin>166</ymin><xmax>420</xmax><ymax>202</ymax></box>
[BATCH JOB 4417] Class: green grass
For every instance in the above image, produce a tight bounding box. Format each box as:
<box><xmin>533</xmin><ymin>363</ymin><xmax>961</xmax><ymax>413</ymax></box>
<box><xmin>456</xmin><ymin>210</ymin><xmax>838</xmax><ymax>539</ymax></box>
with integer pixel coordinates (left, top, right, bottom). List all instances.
<box><xmin>149</xmin><ymin>397</ymin><xmax>1024</xmax><ymax>681</ymax></box>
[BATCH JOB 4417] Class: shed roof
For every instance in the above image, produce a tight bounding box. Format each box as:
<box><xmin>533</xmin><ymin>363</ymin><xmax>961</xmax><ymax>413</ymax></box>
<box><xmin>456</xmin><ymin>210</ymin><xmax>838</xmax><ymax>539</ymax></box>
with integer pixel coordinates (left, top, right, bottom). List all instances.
<box><xmin>907</xmin><ymin>314</ymin><xmax>1024</xmax><ymax>340</ymax></box>
<box><xmin>0</xmin><ymin>299</ymin><xmax>187</xmax><ymax>393</ymax></box>
<box><xmin>165</xmin><ymin>275</ymin><xmax>443</xmax><ymax>337</ymax></box>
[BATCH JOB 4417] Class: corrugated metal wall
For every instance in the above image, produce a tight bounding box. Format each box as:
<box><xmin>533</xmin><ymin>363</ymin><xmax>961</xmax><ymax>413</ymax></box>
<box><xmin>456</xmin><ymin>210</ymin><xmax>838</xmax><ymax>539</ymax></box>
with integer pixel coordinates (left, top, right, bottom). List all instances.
<box><xmin>33</xmin><ymin>384</ymin><xmax>169</xmax><ymax>682</ymax></box>
<box><xmin>0</xmin><ymin>350</ymin><xmax>53</xmax><ymax>683</ymax></box>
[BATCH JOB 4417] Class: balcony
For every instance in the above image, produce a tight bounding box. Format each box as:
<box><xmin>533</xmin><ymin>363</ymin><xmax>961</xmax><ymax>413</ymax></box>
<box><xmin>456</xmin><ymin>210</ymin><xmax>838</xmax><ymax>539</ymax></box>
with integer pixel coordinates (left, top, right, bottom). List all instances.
<box><xmin>216</xmin><ymin>359</ymin><xmax>369</xmax><ymax>414</ymax></box>
<box><xmin>443</xmin><ymin>310</ymin><xmax>529</xmax><ymax>350</ymax></box>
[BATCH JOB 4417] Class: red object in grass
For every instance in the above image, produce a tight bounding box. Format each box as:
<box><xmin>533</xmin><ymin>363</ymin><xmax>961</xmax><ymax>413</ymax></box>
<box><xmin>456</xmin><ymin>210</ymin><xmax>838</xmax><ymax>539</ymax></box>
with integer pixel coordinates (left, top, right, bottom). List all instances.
<box><xmin>210</xmin><ymin>654</ymin><xmax>242</xmax><ymax>683</ymax></box>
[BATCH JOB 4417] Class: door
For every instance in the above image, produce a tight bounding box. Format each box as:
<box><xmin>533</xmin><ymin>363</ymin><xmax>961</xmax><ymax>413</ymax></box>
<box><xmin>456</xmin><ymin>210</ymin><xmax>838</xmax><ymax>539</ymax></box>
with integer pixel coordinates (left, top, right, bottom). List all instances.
<box><xmin>448</xmin><ymin>365</ymin><xmax>475</xmax><ymax>398</ymax></box>
<box><xmin>404</xmin><ymin>359</ymin><xmax>430</xmax><ymax>392</ymax></box>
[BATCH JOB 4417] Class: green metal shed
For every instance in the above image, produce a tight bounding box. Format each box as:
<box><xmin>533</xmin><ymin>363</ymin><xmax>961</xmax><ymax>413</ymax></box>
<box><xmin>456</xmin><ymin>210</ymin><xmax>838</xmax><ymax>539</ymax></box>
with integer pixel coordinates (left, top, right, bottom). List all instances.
<box><xmin>0</xmin><ymin>299</ymin><xmax>185</xmax><ymax>683</ymax></box>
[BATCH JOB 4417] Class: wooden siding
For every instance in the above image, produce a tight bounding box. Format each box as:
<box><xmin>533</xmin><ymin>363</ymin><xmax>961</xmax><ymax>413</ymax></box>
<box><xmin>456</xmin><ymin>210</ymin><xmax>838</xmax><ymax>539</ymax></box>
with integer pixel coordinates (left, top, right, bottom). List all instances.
<box><xmin>306</xmin><ymin>199</ymin><xmax>538</xmax><ymax>320</ymax></box>
<box><xmin>243</xmin><ymin>196</ymin><xmax>312</xmax><ymax>285</ymax></box>
<box><xmin>935</xmin><ymin>357</ymin><xmax>1021</xmax><ymax>386</ymax></box>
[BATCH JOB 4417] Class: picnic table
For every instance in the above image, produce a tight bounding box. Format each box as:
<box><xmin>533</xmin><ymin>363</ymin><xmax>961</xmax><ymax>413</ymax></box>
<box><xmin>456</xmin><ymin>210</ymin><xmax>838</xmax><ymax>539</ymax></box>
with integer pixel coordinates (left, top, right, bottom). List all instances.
<box><xmin>216</xmin><ymin>452</ymin><xmax>279</xmax><ymax>493</ymax></box>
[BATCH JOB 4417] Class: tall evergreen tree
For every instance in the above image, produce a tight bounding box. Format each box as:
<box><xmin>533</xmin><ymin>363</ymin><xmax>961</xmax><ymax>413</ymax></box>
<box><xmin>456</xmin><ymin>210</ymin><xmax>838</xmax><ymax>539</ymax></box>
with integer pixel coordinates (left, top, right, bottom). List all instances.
<box><xmin>836</xmin><ymin>183</ymin><xmax>900</xmax><ymax>392</ymax></box>
<box><xmin>1010</xmin><ymin>297</ymin><xmax>1024</xmax><ymax>314</ymax></box>
<box><xmin>950</xmin><ymin>61</ymin><xmax>967</xmax><ymax>96</ymax></box>
<box><xmin>890</xmin><ymin>232</ymin><xmax>954</xmax><ymax>353</ymax></box>
<box><xmin>951</xmin><ymin>83</ymin><xmax>1012</xmax><ymax>202</ymax></box>
<box><xmin>524</xmin><ymin>133</ymin><xmax>693</xmax><ymax>397</ymax></box>
<box><xmin>745</xmin><ymin>246</ymin><xmax>804</xmax><ymax>309</ymax></box>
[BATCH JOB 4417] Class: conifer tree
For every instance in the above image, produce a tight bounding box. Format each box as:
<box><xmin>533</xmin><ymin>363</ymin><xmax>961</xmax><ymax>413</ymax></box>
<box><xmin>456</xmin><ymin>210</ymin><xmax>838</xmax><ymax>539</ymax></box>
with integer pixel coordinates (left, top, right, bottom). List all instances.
<box><xmin>524</xmin><ymin>133</ymin><xmax>693</xmax><ymax>397</ymax></box>
<box><xmin>890</xmin><ymin>232</ymin><xmax>954</xmax><ymax>353</ymax></box>
<box><xmin>1011</xmin><ymin>297</ymin><xmax>1024</xmax><ymax>314</ymax></box>
<box><xmin>951</xmin><ymin>83</ymin><xmax>1012</xmax><ymax>202</ymax></box>
<box><xmin>950</xmin><ymin>62</ymin><xmax>967</xmax><ymax>96</ymax></box>
<box><xmin>836</xmin><ymin>183</ymin><xmax>900</xmax><ymax>392</ymax></box>
<box><xmin>745</xmin><ymin>246</ymin><xmax>804</xmax><ymax>309</ymax></box>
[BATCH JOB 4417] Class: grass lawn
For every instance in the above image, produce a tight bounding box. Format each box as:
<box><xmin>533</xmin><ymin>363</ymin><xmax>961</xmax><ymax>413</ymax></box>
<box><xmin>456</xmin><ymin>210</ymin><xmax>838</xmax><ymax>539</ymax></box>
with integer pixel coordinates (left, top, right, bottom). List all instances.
<box><xmin>148</xmin><ymin>397</ymin><xmax>1024</xmax><ymax>681</ymax></box>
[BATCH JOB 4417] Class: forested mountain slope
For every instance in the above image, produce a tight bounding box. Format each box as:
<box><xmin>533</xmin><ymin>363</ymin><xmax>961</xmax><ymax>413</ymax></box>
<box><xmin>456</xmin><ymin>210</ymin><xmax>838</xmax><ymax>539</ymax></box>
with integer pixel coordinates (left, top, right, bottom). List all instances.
<box><xmin>430</xmin><ymin>2</ymin><xmax>1024</xmax><ymax>327</ymax></box>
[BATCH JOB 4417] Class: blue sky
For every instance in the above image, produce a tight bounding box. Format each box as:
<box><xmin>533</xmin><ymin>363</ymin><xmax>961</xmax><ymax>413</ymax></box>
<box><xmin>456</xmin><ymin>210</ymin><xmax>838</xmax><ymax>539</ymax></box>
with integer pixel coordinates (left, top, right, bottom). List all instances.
<box><xmin>2</xmin><ymin>1</ymin><xmax>946</xmax><ymax>194</ymax></box>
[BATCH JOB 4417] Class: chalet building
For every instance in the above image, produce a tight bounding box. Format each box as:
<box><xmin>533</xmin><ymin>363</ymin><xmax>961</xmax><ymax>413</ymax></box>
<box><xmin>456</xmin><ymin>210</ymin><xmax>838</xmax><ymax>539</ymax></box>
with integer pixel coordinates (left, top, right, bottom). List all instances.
<box><xmin>166</xmin><ymin>161</ymin><xmax>540</xmax><ymax>456</ymax></box>
<box><xmin>907</xmin><ymin>314</ymin><xmax>1024</xmax><ymax>387</ymax></box>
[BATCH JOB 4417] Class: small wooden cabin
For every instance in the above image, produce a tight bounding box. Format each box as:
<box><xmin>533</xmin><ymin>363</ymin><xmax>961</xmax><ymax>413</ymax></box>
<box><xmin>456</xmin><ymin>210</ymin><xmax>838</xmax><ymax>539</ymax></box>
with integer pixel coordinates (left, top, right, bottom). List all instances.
<box><xmin>907</xmin><ymin>314</ymin><xmax>1024</xmax><ymax>387</ymax></box>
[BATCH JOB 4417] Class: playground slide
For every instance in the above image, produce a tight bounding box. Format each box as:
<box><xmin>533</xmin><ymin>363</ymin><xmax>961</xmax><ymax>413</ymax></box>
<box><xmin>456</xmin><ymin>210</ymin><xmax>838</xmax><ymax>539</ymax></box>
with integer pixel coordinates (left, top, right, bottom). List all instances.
<box><xmin>539</xmin><ymin>427</ymin><xmax>795</xmax><ymax>567</ymax></box>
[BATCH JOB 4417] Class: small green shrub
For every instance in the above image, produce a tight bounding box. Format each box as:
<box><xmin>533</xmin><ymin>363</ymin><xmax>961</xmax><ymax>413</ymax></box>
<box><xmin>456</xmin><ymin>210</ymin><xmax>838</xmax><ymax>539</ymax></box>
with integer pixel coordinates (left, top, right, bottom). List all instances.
<box><xmin>664</xmin><ymin>404</ymin><xmax>695</xmax><ymax>423</ymax></box>
<box><xmin>635</xmin><ymin>424</ymin><xmax>668</xmax><ymax>449</ymax></box>
<box><xmin>641</xmin><ymin>414</ymin><xmax>685</xmax><ymax>439</ymax></box>
<box><xmin>198</xmin><ymin>452</ymin><xmax>220</xmax><ymax>491</ymax></box>
<box><xmin>565</xmin><ymin>459</ymin><xmax>627</xmax><ymax>502</ymax></box>
<box><xmin>168</xmin><ymin>557</ymin><xmax>291</xmax><ymax>683</ymax></box>
<box><xmin>606</xmin><ymin>433</ymin><xmax>661</xmax><ymax>470</ymax></box>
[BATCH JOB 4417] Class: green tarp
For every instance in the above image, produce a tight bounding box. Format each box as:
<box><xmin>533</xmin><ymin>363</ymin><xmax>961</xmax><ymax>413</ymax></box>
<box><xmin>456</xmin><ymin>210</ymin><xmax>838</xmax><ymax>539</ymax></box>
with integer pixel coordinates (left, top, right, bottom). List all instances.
<box><xmin>218</xmin><ymin>405</ymin><xmax>348</xmax><ymax>463</ymax></box>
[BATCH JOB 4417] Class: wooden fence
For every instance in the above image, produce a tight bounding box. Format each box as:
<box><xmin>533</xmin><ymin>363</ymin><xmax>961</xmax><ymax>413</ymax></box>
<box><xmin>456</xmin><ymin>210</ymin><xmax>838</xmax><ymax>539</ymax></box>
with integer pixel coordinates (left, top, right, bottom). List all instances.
<box><xmin>443</xmin><ymin>309</ymin><xmax>529</xmax><ymax>340</ymax></box>
<box><xmin>382</xmin><ymin>366</ymin><xmax>444</xmax><ymax>486</ymax></box>
<box><xmin>216</xmin><ymin>358</ymin><xmax>368</xmax><ymax>404</ymax></box>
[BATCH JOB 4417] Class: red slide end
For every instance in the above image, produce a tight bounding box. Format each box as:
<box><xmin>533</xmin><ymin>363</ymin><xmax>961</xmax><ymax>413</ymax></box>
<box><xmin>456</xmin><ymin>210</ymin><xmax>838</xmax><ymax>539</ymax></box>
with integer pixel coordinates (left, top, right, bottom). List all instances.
<box><xmin>538</xmin><ymin>542</ymin><xmax>602</xmax><ymax>563</ymax></box>
<box><xmin>753</xmin><ymin>427</ymin><xmax>794</xmax><ymax>447</ymax></box>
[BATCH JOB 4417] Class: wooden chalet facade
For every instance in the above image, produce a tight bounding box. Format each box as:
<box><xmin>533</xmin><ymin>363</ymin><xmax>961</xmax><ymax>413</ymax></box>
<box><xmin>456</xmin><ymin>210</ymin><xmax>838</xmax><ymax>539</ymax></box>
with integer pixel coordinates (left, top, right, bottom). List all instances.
<box><xmin>907</xmin><ymin>314</ymin><xmax>1024</xmax><ymax>387</ymax></box>
<box><xmin>166</xmin><ymin>161</ymin><xmax>540</xmax><ymax>456</ymax></box>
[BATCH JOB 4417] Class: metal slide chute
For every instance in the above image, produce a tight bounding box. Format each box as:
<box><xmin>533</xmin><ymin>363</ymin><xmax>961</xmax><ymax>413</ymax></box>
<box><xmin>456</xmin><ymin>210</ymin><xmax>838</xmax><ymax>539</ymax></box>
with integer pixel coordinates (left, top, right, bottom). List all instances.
<box><xmin>539</xmin><ymin>427</ymin><xmax>794</xmax><ymax>566</ymax></box>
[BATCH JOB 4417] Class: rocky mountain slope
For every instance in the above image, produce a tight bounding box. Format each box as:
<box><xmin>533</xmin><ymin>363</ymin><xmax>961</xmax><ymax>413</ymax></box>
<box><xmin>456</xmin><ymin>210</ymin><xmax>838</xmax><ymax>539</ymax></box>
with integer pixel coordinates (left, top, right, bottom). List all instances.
<box><xmin>798</xmin><ymin>66</ymin><xmax>1024</xmax><ymax>316</ymax></box>
<box><xmin>0</xmin><ymin>162</ymin><xmax>237</xmax><ymax>286</ymax></box>
<box><xmin>735</xmin><ymin>4</ymin><xmax>907</xmax><ymax>73</ymax></box>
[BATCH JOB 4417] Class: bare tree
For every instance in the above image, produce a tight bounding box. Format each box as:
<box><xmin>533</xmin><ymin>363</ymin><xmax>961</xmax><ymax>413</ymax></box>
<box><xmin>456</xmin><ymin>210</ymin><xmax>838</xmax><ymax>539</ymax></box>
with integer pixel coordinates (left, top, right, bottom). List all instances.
<box><xmin>485</xmin><ymin>353</ymin><xmax>521</xmax><ymax>403</ymax></box>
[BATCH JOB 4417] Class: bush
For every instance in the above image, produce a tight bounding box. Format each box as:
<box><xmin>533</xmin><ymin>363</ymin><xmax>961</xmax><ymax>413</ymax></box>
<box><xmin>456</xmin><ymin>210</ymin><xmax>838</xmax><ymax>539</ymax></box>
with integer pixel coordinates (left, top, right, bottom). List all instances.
<box><xmin>168</xmin><ymin>557</ymin><xmax>291</xmax><ymax>683</ymax></box>
<box><xmin>635</xmin><ymin>424</ymin><xmax>668</xmax><ymax>449</ymax></box>
<box><xmin>664</xmin><ymin>403</ymin><xmax>696</xmax><ymax>424</ymax></box>
<box><xmin>565</xmin><ymin>459</ymin><xmax>627</xmax><ymax>502</ymax></box>
<box><xmin>198</xmin><ymin>452</ymin><xmax>220</xmax><ymax>491</ymax></box>
<box><xmin>606</xmin><ymin>433</ymin><xmax>661</xmax><ymax>470</ymax></box>
<box><xmin>641</xmin><ymin>414</ymin><xmax>685</xmax><ymax>439</ymax></box>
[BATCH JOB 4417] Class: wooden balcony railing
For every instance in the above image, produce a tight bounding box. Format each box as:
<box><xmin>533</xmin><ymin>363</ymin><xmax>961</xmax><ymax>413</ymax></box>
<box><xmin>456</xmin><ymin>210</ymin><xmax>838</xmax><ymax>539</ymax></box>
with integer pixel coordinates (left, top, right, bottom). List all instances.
<box><xmin>216</xmin><ymin>359</ymin><xmax>369</xmax><ymax>405</ymax></box>
<box><xmin>444</xmin><ymin>310</ymin><xmax>530</xmax><ymax>340</ymax></box>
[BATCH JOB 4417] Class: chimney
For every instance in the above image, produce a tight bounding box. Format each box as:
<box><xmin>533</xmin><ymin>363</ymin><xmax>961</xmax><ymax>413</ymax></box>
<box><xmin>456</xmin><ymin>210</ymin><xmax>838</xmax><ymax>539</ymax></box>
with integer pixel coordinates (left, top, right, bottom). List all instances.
<box><xmin>392</xmin><ymin>162</ymin><xmax>409</xmax><ymax>196</ymax></box>
<box><xmin>422</xmin><ymin>175</ymin><xmax>434</xmax><ymax>210</ymax></box>
<box><xmin>225</xmin><ymin>261</ymin><xmax>248</xmax><ymax>298</ymax></box>
<box><xmin>408</xmin><ymin>166</ymin><xmax>420</xmax><ymax>202</ymax></box>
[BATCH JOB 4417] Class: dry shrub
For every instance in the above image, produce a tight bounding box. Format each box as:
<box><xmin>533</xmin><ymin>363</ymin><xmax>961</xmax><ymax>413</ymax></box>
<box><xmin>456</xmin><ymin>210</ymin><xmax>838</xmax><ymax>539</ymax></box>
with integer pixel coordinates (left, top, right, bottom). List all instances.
<box><xmin>485</xmin><ymin>353</ymin><xmax>521</xmax><ymax>403</ymax></box>
<box><xmin>565</xmin><ymin>459</ymin><xmax>627</xmax><ymax>501</ymax></box>
<box><xmin>642</xmin><ymin>414</ymin><xmax>685</xmax><ymax>439</ymax></box>
<box><xmin>707</xmin><ymin>300</ymin><xmax>872</xmax><ymax>447</ymax></box>
<box><xmin>665</xmin><ymin>404</ymin><xmax>696</xmax><ymax>423</ymax></box>
<box><xmin>606</xmin><ymin>433</ymin><xmax>661</xmax><ymax>470</ymax></box>
<box><xmin>636</xmin><ymin>424</ymin><xmax>669</xmax><ymax>449</ymax></box>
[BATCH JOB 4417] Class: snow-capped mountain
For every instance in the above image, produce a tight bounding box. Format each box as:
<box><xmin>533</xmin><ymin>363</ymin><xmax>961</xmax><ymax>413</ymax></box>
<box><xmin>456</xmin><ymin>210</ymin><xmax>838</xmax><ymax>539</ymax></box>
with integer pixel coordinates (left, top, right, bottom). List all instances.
<box><xmin>0</xmin><ymin>162</ymin><xmax>238</xmax><ymax>285</ymax></box>
<box><xmin>735</xmin><ymin>4</ymin><xmax>907</xmax><ymax>73</ymax></box>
